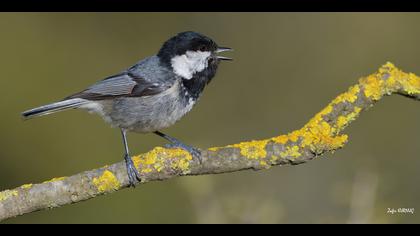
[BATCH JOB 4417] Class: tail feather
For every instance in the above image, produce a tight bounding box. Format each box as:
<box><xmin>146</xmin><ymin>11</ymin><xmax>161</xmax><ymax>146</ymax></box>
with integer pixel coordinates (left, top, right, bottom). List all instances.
<box><xmin>22</xmin><ymin>98</ymin><xmax>88</xmax><ymax>119</ymax></box>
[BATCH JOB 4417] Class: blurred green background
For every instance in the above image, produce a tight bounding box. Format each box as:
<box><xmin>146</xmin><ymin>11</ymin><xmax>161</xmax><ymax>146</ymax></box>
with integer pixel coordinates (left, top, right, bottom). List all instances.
<box><xmin>1</xmin><ymin>13</ymin><xmax>420</xmax><ymax>223</ymax></box>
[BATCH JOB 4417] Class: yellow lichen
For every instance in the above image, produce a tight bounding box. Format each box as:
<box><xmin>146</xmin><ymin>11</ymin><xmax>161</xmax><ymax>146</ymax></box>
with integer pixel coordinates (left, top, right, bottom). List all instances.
<box><xmin>358</xmin><ymin>62</ymin><xmax>420</xmax><ymax>100</ymax></box>
<box><xmin>336</xmin><ymin>116</ymin><xmax>347</xmax><ymax>129</ymax></box>
<box><xmin>271</xmin><ymin>135</ymin><xmax>289</xmax><ymax>144</ymax></box>
<box><xmin>335</xmin><ymin>106</ymin><xmax>362</xmax><ymax>132</ymax></box>
<box><xmin>333</xmin><ymin>85</ymin><xmax>360</xmax><ymax>104</ymax></box>
<box><xmin>363</xmin><ymin>75</ymin><xmax>384</xmax><ymax>100</ymax></box>
<box><xmin>208</xmin><ymin>146</ymin><xmax>222</xmax><ymax>152</ymax></box>
<box><xmin>0</xmin><ymin>190</ymin><xmax>18</xmax><ymax>202</ymax></box>
<box><xmin>311</xmin><ymin>105</ymin><xmax>333</xmax><ymax>121</ymax></box>
<box><xmin>325</xmin><ymin>134</ymin><xmax>348</xmax><ymax>150</ymax></box>
<box><xmin>401</xmin><ymin>73</ymin><xmax>420</xmax><ymax>95</ymax></box>
<box><xmin>171</xmin><ymin>156</ymin><xmax>192</xmax><ymax>173</ymax></box>
<box><xmin>288</xmin><ymin>130</ymin><xmax>301</xmax><ymax>142</ymax></box>
<box><xmin>322</xmin><ymin>104</ymin><xmax>334</xmax><ymax>114</ymax></box>
<box><xmin>280</xmin><ymin>145</ymin><xmax>301</xmax><ymax>159</ymax></box>
<box><xmin>385</xmin><ymin>76</ymin><xmax>397</xmax><ymax>87</ymax></box>
<box><xmin>228</xmin><ymin>139</ymin><xmax>269</xmax><ymax>159</ymax></box>
<box><xmin>259</xmin><ymin>160</ymin><xmax>270</xmax><ymax>169</ymax></box>
<box><xmin>379</xmin><ymin>62</ymin><xmax>400</xmax><ymax>94</ymax></box>
<box><xmin>378</xmin><ymin>62</ymin><xmax>396</xmax><ymax>74</ymax></box>
<box><xmin>270</xmin><ymin>155</ymin><xmax>279</xmax><ymax>163</ymax></box>
<box><xmin>21</xmin><ymin>184</ymin><xmax>33</xmax><ymax>189</ymax></box>
<box><xmin>153</xmin><ymin>162</ymin><xmax>164</xmax><ymax>172</ymax></box>
<box><xmin>43</xmin><ymin>176</ymin><xmax>67</xmax><ymax>184</ymax></box>
<box><xmin>141</xmin><ymin>168</ymin><xmax>153</xmax><ymax>174</ymax></box>
<box><xmin>303</xmin><ymin>121</ymin><xmax>346</xmax><ymax>151</ymax></box>
<box><xmin>133</xmin><ymin>146</ymin><xmax>193</xmax><ymax>174</ymax></box>
<box><xmin>271</xmin><ymin>102</ymin><xmax>347</xmax><ymax>153</ymax></box>
<box><xmin>379</xmin><ymin>62</ymin><xmax>404</xmax><ymax>82</ymax></box>
<box><xmin>92</xmin><ymin>170</ymin><xmax>120</xmax><ymax>193</ymax></box>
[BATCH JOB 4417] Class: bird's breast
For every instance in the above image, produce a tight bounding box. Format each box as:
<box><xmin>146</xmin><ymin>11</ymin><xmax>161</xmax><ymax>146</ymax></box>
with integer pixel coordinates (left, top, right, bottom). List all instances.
<box><xmin>100</xmin><ymin>81</ymin><xmax>197</xmax><ymax>133</ymax></box>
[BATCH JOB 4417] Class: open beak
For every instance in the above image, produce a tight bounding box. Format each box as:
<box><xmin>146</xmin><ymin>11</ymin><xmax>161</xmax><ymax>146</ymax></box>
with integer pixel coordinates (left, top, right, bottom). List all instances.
<box><xmin>216</xmin><ymin>47</ymin><xmax>233</xmax><ymax>61</ymax></box>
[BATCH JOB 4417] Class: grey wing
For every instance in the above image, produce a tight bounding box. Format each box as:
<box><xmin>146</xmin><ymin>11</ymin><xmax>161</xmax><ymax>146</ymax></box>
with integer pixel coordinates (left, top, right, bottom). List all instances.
<box><xmin>85</xmin><ymin>73</ymin><xmax>136</xmax><ymax>95</ymax></box>
<box><xmin>66</xmin><ymin>72</ymin><xmax>173</xmax><ymax>100</ymax></box>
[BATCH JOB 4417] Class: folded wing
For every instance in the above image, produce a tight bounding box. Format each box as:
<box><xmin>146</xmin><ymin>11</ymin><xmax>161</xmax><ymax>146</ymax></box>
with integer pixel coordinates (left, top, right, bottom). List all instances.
<box><xmin>66</xmin><ymin>72</ymin><xmax>173</xmax><ymax>100</ymax></box>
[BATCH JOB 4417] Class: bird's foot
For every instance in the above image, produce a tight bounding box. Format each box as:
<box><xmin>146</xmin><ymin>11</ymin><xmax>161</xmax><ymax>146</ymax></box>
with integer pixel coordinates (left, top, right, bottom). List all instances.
<box><xmin>164</xmin><ymin>142</ymin><xmax>202</xmax><ymax>164</ymax></box>
<box><xmin>124</xmin><ymin>154</ymin><xmax>141</xmax><ymax>187</ymax></box>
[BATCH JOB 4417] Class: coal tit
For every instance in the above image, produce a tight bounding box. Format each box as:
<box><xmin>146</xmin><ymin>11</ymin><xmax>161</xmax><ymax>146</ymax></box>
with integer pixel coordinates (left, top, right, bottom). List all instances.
<box><xmin>22</xmin><ymin>31</ymin><xmax>232</xmax><ymax>186</ymax></box>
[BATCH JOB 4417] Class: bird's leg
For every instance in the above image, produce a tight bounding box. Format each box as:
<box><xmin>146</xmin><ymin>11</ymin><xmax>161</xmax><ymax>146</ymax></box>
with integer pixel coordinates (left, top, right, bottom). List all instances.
<box><xmin>121</xmin><ymin>129</ymin><xmax>141</xmax><ymax>187</ymax></box>
<box><xmin>154</xmin><ymin>131</ymin><xmax>202</xmax><ymax>163</ymax></box>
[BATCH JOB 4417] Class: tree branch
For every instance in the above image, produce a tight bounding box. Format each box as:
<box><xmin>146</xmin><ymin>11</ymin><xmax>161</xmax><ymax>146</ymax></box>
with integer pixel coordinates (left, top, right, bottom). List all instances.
<box><xmin>1</xmin><ymin>62</ymin><xmax>419</xmax><ymax>221</ymax></box>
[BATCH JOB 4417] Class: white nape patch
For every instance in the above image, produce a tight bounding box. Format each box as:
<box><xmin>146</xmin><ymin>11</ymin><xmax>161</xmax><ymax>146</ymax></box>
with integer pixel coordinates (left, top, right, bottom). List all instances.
<box><xmin>171</xmin><ymin>50</ymin><xmax>211</xmax><ymax>80</ymax></box>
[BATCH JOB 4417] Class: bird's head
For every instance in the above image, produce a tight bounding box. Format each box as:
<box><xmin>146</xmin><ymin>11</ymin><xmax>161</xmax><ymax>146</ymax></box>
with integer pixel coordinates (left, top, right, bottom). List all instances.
<box><xmin>157</xmin><ymin>31</ymin><xmax>232</xmax><ymax>81</ymax></box>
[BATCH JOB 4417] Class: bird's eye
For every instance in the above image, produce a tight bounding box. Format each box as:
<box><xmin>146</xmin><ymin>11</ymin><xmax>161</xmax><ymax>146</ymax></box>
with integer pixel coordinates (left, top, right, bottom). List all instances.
<box><xmin>199</xmin><ymin>45</ymin><xmax>207</xmax><ymax>51</ymax></box>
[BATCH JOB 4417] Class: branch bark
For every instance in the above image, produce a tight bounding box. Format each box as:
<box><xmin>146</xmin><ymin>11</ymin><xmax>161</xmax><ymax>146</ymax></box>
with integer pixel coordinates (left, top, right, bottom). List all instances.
<box><xmin>1</xmin><ymin>62</ymin><xmax>419</xmax><ymax>221</ymax></box>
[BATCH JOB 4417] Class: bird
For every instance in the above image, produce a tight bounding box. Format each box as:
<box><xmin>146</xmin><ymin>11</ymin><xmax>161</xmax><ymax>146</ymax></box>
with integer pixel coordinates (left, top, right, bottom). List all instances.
<box><xmin>22</xmin><ymin>31</ymin><xmax>233</xmax><ymax>187</ymax></box>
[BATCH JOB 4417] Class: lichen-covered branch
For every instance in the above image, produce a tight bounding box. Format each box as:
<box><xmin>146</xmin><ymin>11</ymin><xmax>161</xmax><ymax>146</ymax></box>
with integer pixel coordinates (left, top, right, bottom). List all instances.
<box><xmin>1</xmin><ymin>62</ymin><xmax>420</xmax><ymax>221</ymax></box>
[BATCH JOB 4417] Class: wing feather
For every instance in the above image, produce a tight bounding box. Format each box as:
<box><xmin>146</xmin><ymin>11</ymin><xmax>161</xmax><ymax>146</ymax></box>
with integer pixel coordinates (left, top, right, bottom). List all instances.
<box><xmin>66</xmin><ymin>72</ymin><xmax>172</xmax><ymax>100</ymax></box>
<box><xmin>85</xmin><ymin>73</ymin><xmax>137</xmax><ymax>95</ymax></box>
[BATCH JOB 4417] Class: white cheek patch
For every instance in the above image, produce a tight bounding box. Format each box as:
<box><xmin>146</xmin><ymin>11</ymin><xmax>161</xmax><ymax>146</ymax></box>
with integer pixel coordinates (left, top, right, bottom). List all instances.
<box><xmin>171</xmin><ymin>50</ymin><xmax>211</xmax><ymax>80</ymax></box>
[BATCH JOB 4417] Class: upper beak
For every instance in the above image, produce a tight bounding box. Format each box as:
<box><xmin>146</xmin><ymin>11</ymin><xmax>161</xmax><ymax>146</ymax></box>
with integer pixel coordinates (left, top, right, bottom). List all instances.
<box><xmin>216</xmin><ymin>47</ymin><xmax>233</xmax><ymax>61</ymax></box>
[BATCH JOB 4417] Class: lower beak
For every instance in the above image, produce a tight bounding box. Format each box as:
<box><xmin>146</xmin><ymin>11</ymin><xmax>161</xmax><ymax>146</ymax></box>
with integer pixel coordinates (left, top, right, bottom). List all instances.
<box><xmin>216</xmin><ymin>47</ymin><xmax>233</xmax><ymax>61</ymax></box>
<box><xmin>217</xmin><ymin>56</ymin><xmax>233</xmax><ymax>61</ymax></box>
